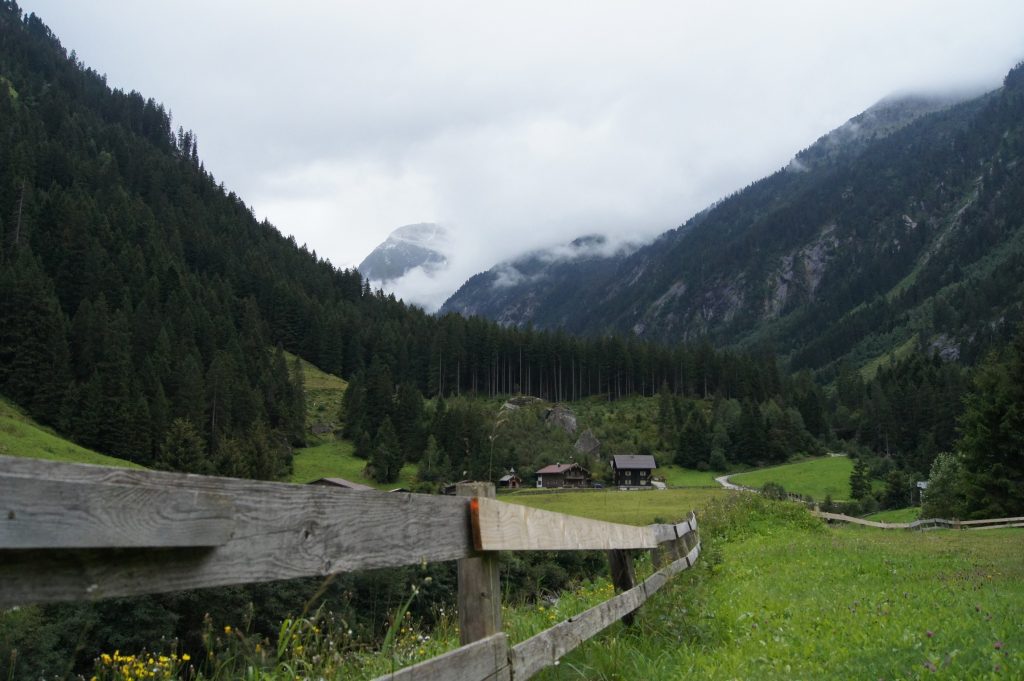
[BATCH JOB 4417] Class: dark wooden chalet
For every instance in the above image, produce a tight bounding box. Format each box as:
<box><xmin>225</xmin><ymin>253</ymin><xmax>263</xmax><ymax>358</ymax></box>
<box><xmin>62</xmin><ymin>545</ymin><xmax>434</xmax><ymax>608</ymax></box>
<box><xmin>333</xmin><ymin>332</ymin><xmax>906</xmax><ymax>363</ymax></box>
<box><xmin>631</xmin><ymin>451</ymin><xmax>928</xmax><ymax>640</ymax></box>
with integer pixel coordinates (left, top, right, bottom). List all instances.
<box><xmin>611</xmin><ymin>454</ymin><xmax>657</xmax><ymax>488</ymax></box>
<box><xmin>535</xmin><ymin>462</ymin><xmax>591</xmax><ymax>488</ymax></box>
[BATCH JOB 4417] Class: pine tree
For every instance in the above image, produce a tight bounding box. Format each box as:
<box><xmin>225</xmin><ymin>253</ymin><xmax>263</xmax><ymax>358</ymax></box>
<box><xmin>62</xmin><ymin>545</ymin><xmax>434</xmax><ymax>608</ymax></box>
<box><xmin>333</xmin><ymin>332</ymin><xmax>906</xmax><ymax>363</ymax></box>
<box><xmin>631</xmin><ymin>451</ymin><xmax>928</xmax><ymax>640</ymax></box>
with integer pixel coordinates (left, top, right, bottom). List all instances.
<box><xmin>957</xmin><ymin>329</ymin><xmax>1024</xmax><ymax>517</ymax></box>
<box><xmin>370</xmin><ymin>417</ymin><xmax>402</xmax><ymax>483</ymax></box>
<box><xmin>418</xmin><ymin>435</ymin><xmax>445</xmax><ymax>483</ymax></box>
<box><xmin>849</xmin><ymin>456</ymin><xmax>870</xmax><ymax>500</ymax></box>
<box><xmin>921</xmin><ymin>452</ymin><xmax>966</xmax><ymax>519</ymax></box>
<box><xmin>675</xmin><ymin>408</ymin><xmax>710</xmax><ymax>468</ymax></box>
<box><xmin>159</xmin><ymin>418</ymin><xmax>210</xmax><ymax>474</ymax></box>
<box><xmin>393</xmin><ymin>383</ymin><xmax>424</xmax><ymax>462</ymax></box>
<box><xmin>656</xmin><ymin>381</ymin><xmax>674</xmax><ymax>444</ymax></box>
<box><xmin>289</xmin><ymin>354</ymin><xmax>307</xmax><ymax>446</ymax></box>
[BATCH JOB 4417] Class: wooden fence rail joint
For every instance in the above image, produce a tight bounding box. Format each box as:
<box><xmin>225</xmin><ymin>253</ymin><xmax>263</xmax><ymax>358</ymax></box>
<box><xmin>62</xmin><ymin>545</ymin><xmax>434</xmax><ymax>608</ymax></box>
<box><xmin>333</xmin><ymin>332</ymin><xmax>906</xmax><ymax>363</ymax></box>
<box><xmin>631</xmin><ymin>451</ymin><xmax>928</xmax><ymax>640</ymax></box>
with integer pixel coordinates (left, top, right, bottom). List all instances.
<box><xmin>1</xmin><ymin>457</ymin><xmax>702</xmax><ymax>679</ymax></box>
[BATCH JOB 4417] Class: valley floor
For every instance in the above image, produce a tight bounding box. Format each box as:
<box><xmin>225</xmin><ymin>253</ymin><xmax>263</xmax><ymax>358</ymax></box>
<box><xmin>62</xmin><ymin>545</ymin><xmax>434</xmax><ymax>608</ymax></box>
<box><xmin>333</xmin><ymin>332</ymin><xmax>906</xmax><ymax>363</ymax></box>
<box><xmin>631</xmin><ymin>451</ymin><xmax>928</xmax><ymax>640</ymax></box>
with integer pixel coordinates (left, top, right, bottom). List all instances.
<box><xmin>536</xmin><ymin>497</ymin><xmax>1023</xmax><ymax>680</ymax></box>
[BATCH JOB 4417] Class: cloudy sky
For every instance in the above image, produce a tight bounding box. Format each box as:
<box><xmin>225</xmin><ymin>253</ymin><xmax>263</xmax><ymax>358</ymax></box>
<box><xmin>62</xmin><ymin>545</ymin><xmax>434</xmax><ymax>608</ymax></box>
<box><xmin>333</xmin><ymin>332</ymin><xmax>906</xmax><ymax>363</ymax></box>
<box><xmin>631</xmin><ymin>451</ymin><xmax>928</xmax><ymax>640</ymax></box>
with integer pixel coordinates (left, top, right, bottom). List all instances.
<box><xmin>25</xmin><ymin>1</ymin><xmax>1024</xmax><ymax>309</ymax></box>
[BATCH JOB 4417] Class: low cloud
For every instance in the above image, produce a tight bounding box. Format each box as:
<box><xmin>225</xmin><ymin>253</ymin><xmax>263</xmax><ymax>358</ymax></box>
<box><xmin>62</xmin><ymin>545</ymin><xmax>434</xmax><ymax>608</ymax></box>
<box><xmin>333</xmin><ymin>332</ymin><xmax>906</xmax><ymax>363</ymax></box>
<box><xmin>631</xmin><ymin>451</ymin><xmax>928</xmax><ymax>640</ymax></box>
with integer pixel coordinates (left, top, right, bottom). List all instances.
<box><xmin>29</xmin><ymin>0</ymin><xmax>1024</xmax><ymax>307</ymax></box>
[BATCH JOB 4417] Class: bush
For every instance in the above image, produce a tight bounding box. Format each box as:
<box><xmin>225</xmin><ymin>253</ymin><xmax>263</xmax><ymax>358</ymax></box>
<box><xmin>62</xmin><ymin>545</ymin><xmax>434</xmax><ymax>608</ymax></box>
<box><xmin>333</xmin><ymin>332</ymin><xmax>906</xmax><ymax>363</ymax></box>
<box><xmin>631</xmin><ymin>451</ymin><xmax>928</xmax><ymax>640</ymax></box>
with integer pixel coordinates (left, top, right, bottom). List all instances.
<box><xmin>761</xmin><ymin>481</ymin><xmax>787</xmax><ymax>500</ymax></box>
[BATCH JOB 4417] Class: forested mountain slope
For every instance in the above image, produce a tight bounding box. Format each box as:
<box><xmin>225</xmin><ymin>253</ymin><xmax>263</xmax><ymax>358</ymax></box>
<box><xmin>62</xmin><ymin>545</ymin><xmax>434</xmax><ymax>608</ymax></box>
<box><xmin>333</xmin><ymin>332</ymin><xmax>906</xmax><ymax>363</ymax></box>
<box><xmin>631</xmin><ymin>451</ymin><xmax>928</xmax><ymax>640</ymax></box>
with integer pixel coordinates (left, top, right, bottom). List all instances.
<box><xmin>0</xmin><ymin>2</ymin><xmax>798</xmax><ymax>476</ymax></box>
<box><xmin>443</xmin><ymin>73</ymin><xmax>1024</xmax><ymax>376</ymax></box>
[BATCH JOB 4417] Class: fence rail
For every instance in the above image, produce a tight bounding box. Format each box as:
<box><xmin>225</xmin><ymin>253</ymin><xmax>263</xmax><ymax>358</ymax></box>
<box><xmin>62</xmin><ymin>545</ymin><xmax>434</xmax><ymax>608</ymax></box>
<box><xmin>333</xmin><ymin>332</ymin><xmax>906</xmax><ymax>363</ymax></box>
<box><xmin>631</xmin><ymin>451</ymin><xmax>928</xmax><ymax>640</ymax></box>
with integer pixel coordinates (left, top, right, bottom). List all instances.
<box><xmin>0</xmin><ymin>455</ymin><xmax>700</xmax><ymax>680</ymax></box>
<box><xmin>812</xmin><ymin>510</ymin><xmax>1024</xmax><ymax>530</ymax></box>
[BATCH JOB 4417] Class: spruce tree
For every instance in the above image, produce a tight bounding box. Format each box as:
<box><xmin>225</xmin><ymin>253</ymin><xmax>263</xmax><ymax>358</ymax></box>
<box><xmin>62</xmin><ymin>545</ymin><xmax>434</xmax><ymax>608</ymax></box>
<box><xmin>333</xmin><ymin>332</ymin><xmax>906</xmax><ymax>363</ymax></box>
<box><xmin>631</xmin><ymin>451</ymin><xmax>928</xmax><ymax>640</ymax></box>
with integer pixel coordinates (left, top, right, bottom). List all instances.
<box><xmin>370</xmin><ymin>417</ymin><xmax>402</xmax><ymax>484</ymax></box>
<box><xmin>159</xmin><ymin>418</ymin><xmax>210</xmax><ymax>474</ymax></box>
<box><xmin>957</xmin><ymin>329</ymin><xmax>1024</xmax><ymax>517</ymax></box>
<box><xmin>394</xmin><ymin>382</ymin><xmax>424</xmax><ymax>462</ymax></box>
<box><xmin>849</xmin><ymin>456</ymin><xmax>870</xmax><ymax>500</ymax></box>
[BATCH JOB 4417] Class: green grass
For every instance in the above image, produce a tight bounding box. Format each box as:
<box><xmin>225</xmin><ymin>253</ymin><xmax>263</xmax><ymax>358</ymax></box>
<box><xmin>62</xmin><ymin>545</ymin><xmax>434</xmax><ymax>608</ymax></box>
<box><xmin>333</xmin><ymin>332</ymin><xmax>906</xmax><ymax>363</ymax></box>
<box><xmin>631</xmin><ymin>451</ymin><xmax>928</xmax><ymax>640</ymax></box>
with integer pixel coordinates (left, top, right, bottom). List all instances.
<box><xmin>0</xmin><ymin>396</ymin><xmax>141</xmax><ymax>468</ymax></box>
<box><xmin>503</xmin><ymin>487</ymin><xmax>728</xmax><ymax>525</ymax></box>
<box><xmin>282</xmin><ymin>350</ymin><xmax>347</xmax><ymax>437</ymax></box>
<box><xmin>866</xmin><ymin>507</ymin><xmax>922</xmax><ymax>523</ymax></box>
<box><xmin>730</xmin><ymin>455</ymin><xmax>852</xmax><ymax>500</ymax></box>
<box><xmin>656</xmin><ymin>464</ymin><xmax>722</xmax><ymax>488</ymax></box>
<box><xmin>859</xmin><ymin>335</ymin><xmax>918</xmax><ymax>381</ymax></box>
<box><xmin>289</xmin><ymin>438</ymin><xmax>417</xmax><ymax>489</ymax></box>
<box><xmin>284</xmin><ymin>351</ymin><xmax>423</xmax><ymax>490</ymax></box>
<box><xmin>539</xmin><ymin>496</ymin><xmax>1024</xmax><ymax>680</ymax></box>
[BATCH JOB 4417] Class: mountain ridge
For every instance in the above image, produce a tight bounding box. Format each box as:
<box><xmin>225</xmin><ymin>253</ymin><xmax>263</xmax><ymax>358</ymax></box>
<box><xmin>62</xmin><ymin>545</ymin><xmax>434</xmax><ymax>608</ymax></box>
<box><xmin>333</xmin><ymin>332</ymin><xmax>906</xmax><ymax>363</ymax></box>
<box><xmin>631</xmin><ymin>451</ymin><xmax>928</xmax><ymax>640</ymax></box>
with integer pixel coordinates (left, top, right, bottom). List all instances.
<box><xmin>441</xmin><ymin>78</ymin><xmax>1024</xmax><ymax>375</ymax></box>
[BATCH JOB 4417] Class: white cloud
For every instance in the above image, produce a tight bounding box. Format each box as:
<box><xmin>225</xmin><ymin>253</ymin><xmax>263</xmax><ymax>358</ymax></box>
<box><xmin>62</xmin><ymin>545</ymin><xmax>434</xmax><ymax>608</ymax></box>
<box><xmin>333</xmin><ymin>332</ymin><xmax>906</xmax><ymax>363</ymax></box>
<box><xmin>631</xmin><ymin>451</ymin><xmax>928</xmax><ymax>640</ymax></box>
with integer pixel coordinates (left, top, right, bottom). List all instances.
<box><xmin>24</xmin><ymin>0</ymin><xmax>1024</xmax><ymax>306</ymax></box>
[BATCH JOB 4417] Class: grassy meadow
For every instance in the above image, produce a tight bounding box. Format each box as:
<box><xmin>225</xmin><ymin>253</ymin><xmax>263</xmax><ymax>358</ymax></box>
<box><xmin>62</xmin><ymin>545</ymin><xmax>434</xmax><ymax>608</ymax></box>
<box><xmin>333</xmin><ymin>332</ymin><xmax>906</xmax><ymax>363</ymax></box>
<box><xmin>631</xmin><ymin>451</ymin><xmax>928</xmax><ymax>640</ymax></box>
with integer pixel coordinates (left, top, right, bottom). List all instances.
<box><xmin>283</xmin><ymin>350</ymin><xmax>348</xmax><ymax>436</ymax></box>
<box><xmin>537</xmin><ymin>496</ymin><xmax>1023</xmax><ymax>680</ymax></box>
<box><xmin>656</xmin><ymin>464</ymin><xmax>722</xmax><ymax>488</ymax></box>
<box><xmin>867</xmin><ymin>507</ymin><xmax>923</xmax><ymax>523</ymax></box>
<box><xmin>0</xmin><ymin>397</ymin><xmax>141</xmax><ymax>468</ymax></box>
<box><xmin>730</xmin><ymin>455</ymin><xmax>853</xmax><ymax>500</ymax></box>
<box><xmin>504</xmin><ymin>487</ymin><xmax>727</xmax><ymax>525</ymax></box>
<box><xmin>289</xmin><ymin>438</ymin><xmax>418</xmax><ymax>489</ymax></box>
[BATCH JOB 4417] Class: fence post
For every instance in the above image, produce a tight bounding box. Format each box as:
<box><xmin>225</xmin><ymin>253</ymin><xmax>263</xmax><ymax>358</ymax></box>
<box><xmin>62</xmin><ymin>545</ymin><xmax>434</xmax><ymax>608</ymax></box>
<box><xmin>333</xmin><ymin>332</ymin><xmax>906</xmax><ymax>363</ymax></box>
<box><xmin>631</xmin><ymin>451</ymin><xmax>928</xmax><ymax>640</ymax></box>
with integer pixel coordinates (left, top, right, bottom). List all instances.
<box><xmin>607</xmin><ymin>549</ymin><xmax>636</xmax><ymax>626</ymax></box>
<box><xmin>650</xmin><ymin>545</ymin><xmax>664</xmax><ymax>570</ymax></box>
<box><xmin>457</xmin><ymin>482</ymin><xmax>502</xmax><ymax>645</ymax></box>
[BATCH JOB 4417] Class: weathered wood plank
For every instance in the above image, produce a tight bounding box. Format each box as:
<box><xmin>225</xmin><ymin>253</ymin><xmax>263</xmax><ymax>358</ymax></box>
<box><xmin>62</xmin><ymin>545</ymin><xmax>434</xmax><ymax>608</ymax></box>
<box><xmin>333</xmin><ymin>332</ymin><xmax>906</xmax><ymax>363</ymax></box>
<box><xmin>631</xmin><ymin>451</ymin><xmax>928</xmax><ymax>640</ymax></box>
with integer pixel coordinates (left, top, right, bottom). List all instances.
<box><xmin>0</xmin><ymin>475</ymin><xmax>234</xmax><ymax>548</ymax></box>
<box><xmin>652</xmin><ymin>523</ymin><xmax>677</xmax><ymax>544</ymax></box>
<box><xmin>607</xmin><ymin>549</ymin><xmax>636</xmax><ymax>626</ymax></box>
<box><xmin>814</xmin><ymin>511</ymin><xmax>909</xmax><ymax>529</ymax></box>
<box><xmin>510</xmin><ymin>544</ymin><xmax>700</xmax><ymax>680</ymax></box>
<box><xmin>510</xmin><ymin>580</ymin><xmax>646</xmax><ymax>680</ymax></box>
<box><xmin>815</xmin><ymin>511</ymin><xmax>1024</xmax><ymax>531</ymax></box>
<box><xmin>372</xmin><ymin>633</ymin><xmax>510</xmax><ymax>681</ymax></box>
<box><xmin>471</xmin><ymin>497</ymin><xmax>658</xmax><ymax>551</ymax></box>
<box><xmin>0</xmin><ymin>456</ymin><xmax>473</xmax><ymax>607</ymax></box>
<box><xmin>969</xmin><ymin>521</ymin><xmax>1024</xmax><ymax>530</ymax></box>
<box><xmin>459</xmin><ymin>483</ymin><xmax>502</xmax><ymax>645</ymax></box>
<box><xmin>959</xmin><ymin>516</ymin><xmax>1024</xmax><ymax>526</ymax></box>
<box><xmin>673</xmin><ymin>517</ymin><xmax>695</xmax><ymax>538</ymax></box>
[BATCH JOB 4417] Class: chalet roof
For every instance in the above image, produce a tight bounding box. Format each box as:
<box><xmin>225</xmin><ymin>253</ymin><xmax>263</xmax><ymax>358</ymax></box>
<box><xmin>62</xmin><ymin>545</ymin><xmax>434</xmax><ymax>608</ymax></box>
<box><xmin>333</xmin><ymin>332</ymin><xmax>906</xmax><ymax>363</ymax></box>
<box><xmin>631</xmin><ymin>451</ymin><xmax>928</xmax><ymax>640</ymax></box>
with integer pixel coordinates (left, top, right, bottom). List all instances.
<box><xmin>499</xmin><ymin>473</ymin><xmax>522</xmax><ymax>482</ymax></box>
<box><xmin>535</xmin><ymin>462</ymin><xmax>590</xmax><ymax>476</ymax></box>
<box><xmin>308</xmin><ymin>477</ymin><xmax>374</xmax><ymax>491</ymax></box>
<box><xmin>612</xmin><ymin>454</ymin><xmax>657</xmax><ymax>470</ymax></box>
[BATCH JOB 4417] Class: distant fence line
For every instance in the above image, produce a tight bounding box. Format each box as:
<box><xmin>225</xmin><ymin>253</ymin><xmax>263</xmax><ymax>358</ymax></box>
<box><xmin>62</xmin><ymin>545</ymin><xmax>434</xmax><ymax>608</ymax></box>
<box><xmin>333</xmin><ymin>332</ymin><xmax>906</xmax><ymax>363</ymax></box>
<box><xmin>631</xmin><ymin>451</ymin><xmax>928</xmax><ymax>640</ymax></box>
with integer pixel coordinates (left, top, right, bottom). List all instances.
<box><xmin>812</xmin><ymin>511</ymin><xmax>1024</xmax><ymax>531</ymax></box>
<box><xmin>720</xmin><ymin>472</ymin><xmax>1023</xmax><ymax>531</ymax></box>
<box><xmin>0</xmin><ymin>455</ymin><xmax>700</xmax><ymax>681</ymax></box>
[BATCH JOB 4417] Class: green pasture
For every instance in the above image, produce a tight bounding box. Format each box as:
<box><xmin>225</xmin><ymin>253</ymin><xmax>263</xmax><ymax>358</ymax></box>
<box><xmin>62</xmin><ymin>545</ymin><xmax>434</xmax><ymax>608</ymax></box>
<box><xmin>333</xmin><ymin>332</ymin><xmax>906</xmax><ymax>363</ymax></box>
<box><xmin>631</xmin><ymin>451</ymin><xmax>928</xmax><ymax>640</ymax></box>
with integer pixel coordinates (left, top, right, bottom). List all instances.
<box><xmin>866</xmin><ymin>506</ymin><xmax>922</xmax><ymax>523</ymax></box>
<box><xmin>289</xmin><ymin>437</ymin><xmax>417</xmax><ymax>489</ymax></box>
<box><xmin>539</xmin><ymin>496</ymin><xmax>1024</xmax><ymax>680</ymax></box>
<box><xmin>282</xmin><ymin>350</ymin><xmax>347</xmax><ymax>436</ymax></box>
<box><xmin>730</xmin><ymin>455</ymin><xmax>852</xmax><ymax>500</ymax></box>
<box><xmin>656</xmin><ymin>464</ymin><xmax>722</xmax><ymax>488</ymax></box>
<box><xmin>0</xmin><ymin>397</ymin><xmax>141</xmax><ymax>468</ymax></box>
<box><xmin>503</xmin><ymin>487</ymin><xmax>728</xmax><ymax>525</ymax></box>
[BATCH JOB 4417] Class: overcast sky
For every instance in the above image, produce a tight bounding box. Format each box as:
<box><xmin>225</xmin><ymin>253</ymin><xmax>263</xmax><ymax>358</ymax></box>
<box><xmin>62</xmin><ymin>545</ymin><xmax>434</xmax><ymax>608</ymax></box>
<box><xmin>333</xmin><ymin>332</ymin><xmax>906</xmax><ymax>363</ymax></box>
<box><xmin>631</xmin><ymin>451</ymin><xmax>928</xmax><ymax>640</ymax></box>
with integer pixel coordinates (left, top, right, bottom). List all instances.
<box><xmin>24</xmin><ymin>1</ymin><xmax>1024</xmax><ymax>309</ymax></box>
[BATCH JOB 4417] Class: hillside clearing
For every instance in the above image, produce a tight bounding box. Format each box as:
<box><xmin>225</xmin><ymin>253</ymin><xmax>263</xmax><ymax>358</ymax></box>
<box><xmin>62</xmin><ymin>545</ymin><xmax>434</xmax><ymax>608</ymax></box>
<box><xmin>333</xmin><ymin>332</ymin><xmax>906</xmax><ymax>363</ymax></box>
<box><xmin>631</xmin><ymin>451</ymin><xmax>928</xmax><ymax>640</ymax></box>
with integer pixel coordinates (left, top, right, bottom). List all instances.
<box><xmin>289</xmin><ymin>438</ymin><xmax>417</xmax><ymax>489</ymax></box>
<box><xmin>730</xmin><ymin>455</ymin><xmax>852</xmax><ymax>500</ymax></box>
<box><xmin>0</xmin><ymin>397</ymin><xmax>141</xmax><ymax>468</ymax></box>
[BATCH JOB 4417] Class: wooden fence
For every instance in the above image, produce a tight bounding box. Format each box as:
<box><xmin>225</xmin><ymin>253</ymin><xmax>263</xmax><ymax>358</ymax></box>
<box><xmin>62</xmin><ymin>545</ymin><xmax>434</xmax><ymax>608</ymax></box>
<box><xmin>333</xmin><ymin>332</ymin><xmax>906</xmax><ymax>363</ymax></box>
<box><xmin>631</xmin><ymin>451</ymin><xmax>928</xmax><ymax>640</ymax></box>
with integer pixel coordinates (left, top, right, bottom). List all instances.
<box><xmin>813</xmin><ymin>510</ymin><xmax>1024</xmax><ymax>530</ymax></box>
<box><xmin>0</xmin><ymin>455</ymin><xmax>700</xmax><ymax>680</ymax></box>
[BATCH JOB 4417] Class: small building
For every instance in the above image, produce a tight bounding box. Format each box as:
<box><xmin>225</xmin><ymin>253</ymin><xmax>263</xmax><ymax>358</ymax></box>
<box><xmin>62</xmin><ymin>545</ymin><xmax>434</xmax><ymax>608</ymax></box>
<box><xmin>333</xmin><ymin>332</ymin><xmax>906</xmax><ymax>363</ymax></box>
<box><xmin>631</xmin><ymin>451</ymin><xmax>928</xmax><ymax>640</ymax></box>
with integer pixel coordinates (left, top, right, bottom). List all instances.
<box><xmin>308</xmin><ymin>477</ymin><xmax>374</xmax><ymax>491</ymax></box>
<box><xmin>498</xmin><ymin>469</ymin><xmax>523</xmax><ymax>489</ymax></box>
<box><xmin>611</xmin><ymin>454</ymin><xmax>657</xmax><ymax>488</ymax></box>
<box><xmin>535</xmin><ymin>462</ymin><xmax>591</xmax><ymax>488</ymax></box>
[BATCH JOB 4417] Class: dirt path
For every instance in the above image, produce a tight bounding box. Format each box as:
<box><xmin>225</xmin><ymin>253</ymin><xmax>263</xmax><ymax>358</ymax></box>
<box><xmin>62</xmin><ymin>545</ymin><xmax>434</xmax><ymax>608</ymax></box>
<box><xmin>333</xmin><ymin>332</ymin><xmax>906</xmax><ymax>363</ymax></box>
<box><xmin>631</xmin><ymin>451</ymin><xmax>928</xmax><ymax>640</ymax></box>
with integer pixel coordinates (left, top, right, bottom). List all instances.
<box><xmin>714</xmin><ymin>474</ymin><xmax>746</xmax><ymax>491</ymax></box>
